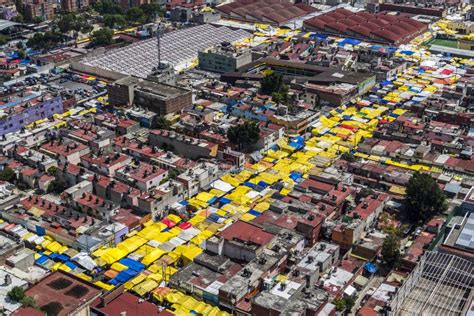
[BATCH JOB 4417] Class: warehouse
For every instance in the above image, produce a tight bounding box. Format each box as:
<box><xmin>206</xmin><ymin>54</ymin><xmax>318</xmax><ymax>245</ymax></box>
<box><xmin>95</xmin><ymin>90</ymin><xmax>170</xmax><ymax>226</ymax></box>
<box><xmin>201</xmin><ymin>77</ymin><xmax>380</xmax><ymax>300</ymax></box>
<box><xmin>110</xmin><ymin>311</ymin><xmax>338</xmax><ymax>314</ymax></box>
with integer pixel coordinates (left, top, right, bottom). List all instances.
<box><xmin>303</xmin><ymin>8</ymin><xmax>428</xmax><ymax>46</ymax></box>
<box><xmin>74</xmin><ymin>24</ymin><xmax>250</xmax><ymax>79</ymax></box>
<box><xmin>216</xmin><ymin>0</ymin><xmax>317</xmax><ymax>26</ymax></box>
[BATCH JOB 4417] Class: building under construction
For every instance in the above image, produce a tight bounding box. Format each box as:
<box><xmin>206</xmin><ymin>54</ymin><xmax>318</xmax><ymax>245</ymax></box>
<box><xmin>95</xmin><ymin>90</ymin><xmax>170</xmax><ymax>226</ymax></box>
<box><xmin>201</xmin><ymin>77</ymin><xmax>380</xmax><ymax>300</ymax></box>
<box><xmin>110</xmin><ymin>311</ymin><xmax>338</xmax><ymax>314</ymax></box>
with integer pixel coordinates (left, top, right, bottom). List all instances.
<box><xmin>389</xmin><ymin>251</ymin><xmax>473</xmax><ymax>316</ymax></box>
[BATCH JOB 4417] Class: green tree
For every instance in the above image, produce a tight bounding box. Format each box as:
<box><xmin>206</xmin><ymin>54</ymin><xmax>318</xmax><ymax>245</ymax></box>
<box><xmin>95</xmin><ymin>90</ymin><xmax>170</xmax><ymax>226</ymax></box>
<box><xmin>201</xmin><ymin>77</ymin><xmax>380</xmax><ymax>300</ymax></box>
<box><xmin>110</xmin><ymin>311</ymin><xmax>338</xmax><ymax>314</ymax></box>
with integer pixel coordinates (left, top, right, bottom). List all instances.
<box><xmin>0</xmin><ymin>34</ymin><xmax>9</xmax><ymax>46</ymax></box>
<box><xmin>126</xmin><ymin>7</ymin><xmax>145</xmax><ymax>24</ymax></box>
<box><xmin>104</xmin><ymin>14</ymin><xmax>128</xmax><ymax>29</ymax></box>
<box><xmin>27</xmin><ymin>31</ymin><xmax>62</xmax><ymax>51</ymax></box>
<box><xmin>90</xmin><ymin>27</ymin><xmax>113</xmax><ymax>47</ymax></box>
<box><xmin>0</xmin><ymin>167</ymin><xmax>16</xmax><ymax>183</ymax></box>
<box><xmin>334</xmin><ymin>298</ymin><xmax>346</xmax><ymax>312</ymax></box>
<box><xmin>47</xmin><ymin>166</ymin><xmax>59</xmax><ymax>176</ymax></box>
<box><xmin>7</xmin><ymin>286</ymin><xmax>25</xmax><ymax>302</ymax></box>
<box><xmin>405</xmin><ymin>171</ymin><xmax>447</xmax><ymax>222</ymax></box>
<box><xmin>333</xmin><ymin>296</ymin><xmax>356</xmax><ymax>313</ymax></box>
<box><xmin>140</xmin><ymin>3</ymin><xmax>163</xmax><ymax>22</ymax></box>
<box><xmin>12</xmin><ymin>13</ymin><xmax>24</xmax><ymax>23</ymax></box>
<box><xmin>47</xmin><ymin>178</ymin><xmax>67</xmax><ymax>194</ymax></box>
<box><xmin>93</xmin><ymin>0</ymin><xmax>123</xmax><ymax>15</ymax></box>
<box><xmin>227</xmin><ymin>121</ymin><xmax>260</xmax><ymax>149</ymax></box>
<box><xmin>381</xmin><ymin>232</ymin><xmax>401</xmax><ymax>268</ymax></box>
<box><xmin>17</xmin><ymin>49</ymin><xmax>26</xmax><ymax>59</ymax></box>
<box><xmin>341</xmin><ymin>152</ymin><xmax>356</xmax><ymax>162</ymax></box>
<box><xmin>153</xmin><ymin>116</ymin><xmax>170</xmax><ymax>129</ymax></box>
<box><xmin>55</xmin><ymin>13</ymin><xmax>89</xmax><ymax>46</ymax></box>
<box><xmin>260</xmin><ymin>72</ymin><xmax>289</xmax><ymax>104</ymax></box>
<box><xmin>20</xmin><ymin>296</ymin><xmax>37</xmax><ymax>308</ymax></box>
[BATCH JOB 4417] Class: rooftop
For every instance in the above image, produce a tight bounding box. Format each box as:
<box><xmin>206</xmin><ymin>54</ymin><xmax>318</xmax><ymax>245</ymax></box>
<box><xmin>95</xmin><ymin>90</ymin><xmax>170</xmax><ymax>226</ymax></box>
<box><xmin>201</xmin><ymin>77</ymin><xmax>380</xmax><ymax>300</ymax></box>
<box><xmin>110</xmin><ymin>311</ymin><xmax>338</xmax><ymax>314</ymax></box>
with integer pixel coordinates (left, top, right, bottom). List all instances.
<box><xmin>26</xmin><ymin>271</ymin><xmax>101</xmax><ymax>316</ymax></box>
<box><xmin>80</xmin><ymin>24</ymin><xmax>250</xmax><ymax>78</ymax></box>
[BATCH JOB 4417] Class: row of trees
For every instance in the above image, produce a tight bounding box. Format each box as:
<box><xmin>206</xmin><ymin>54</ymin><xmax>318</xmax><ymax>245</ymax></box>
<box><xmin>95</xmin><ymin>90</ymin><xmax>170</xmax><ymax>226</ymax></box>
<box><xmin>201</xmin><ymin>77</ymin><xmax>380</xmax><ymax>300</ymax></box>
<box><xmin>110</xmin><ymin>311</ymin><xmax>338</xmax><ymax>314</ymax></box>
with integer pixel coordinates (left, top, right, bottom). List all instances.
<box><xmin>94</xmin><ymin>0</ymin><xmax>163</xmax><ymax>27</ymax></box>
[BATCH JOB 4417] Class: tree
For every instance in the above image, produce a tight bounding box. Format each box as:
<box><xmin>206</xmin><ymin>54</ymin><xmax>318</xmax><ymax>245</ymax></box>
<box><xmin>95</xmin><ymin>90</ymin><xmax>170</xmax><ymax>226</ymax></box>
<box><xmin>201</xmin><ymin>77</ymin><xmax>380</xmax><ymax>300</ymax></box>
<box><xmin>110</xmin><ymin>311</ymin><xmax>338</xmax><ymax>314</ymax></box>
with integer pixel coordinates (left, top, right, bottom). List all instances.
<box><xmin>405</xmin><ymin>171</ymin><xmax>447</xmax><ymax>222</ymax></box>
<box><xmin>153</xmin><ymin>116</ymin><xmax>170</xmax><ymax>129</ymax></box>
<box><xmin>341</xmin><ymin>152</ymin><xmax>356</xmax><ymax>162</ymax></box>
<box><xmin>104</xmin><ymin>14</ymin><xmax>128</xmax><ymax>29</ymax></box>
<box><xmin>0</xmin><ymin>167</ymin><xmax>16</xmax><ymax>183</ymax></box>
<box><xmin>381</xmin><ymin>232</ymin><xmax>401</xmax><ymax>268</ymax></box>
<box><xmin>7</xmin><ymin>286</ymin><xmax>25</xmax><ymax>302</ymax></box>
<box><xmin>55</xmin><ymin>13</ymin><xmax>88</xmax><ymax>46</ymax></box>
<box><xmin>20</xmin><ymin>296</ymin><xmax>37</xmax><ymax>308</ymax></box>
<box><xmin>47</xmin><ymin>178</ymin><xmax>67</xmax><ymax>194</ymax></box>
<box><xmin>140</xmin><ymin>3</ymin><xmax>163</xmax><ymax>22</ymax></box>
<box><xmin>17</xmin><ymin>49</ymin><xmax>26</xmax><ymax>59</ymax></box>
<box><xmin>126</xmin><ymin>7</ymin><xmax>145</xmax><ymax>24</ymax></box>
<box><xmin>260</xmin><ymin>72</ymin><xmax>289</xmax><ymax>104</ymax></box>
<box><xmin>27</xmin><ymin>31</ymin><xmax>62</xmax><ymax>51</ymax></box>
<box><xmin>47</xmin><ymin>166</ymin><xmax>59</xmax><ymax>176</ymax></box>
<box><xmin>90</xmin><ymin>27</ymin><xmax>113</xmax><ymax>47</ymax></box>
<box><xmin>93</xmin><ymin>0</ymin><xmax>123</xmax><ymax>15</ymax></box>
<box><xmin>12</xmin><ymin>14</ymin><xmax>24</xmax><ymax>23</ymax></box>
<box><xmin>0</xmin><ymin>34</ymin><xmax>9</xmax><ymax>46</ymax></box>
<box><xmin>334</xmin><ymin>298</ymin><xmax>346</xmax><ymax>312</ymax></box>
<box><xmin>227</xmin><ymin>121</ymin><xmax>260</xmax><ymax>149</ymax></box>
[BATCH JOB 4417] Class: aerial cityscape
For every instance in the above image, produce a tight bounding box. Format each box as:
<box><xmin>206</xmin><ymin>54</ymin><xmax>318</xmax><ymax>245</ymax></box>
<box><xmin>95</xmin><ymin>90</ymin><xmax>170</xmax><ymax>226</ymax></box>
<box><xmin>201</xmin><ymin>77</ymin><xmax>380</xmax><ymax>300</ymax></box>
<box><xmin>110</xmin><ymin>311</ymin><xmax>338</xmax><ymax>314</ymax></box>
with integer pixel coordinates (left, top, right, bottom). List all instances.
<box><xmin>0</xmin><ymin>0</ymin><xmax>472</xmax><ymax>315</ymax></box>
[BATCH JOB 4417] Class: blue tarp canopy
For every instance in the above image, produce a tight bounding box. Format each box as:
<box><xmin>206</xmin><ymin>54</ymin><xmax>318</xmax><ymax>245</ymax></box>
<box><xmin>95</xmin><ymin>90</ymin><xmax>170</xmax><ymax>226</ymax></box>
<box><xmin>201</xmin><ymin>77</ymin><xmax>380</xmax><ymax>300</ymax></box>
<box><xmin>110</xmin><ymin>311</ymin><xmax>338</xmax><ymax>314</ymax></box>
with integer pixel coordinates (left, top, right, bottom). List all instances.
<box><xmin>364</xmin><ymin>262</ymin><xmax>378</xmax><ymax>273</ymax></box>
<box><xmin>179</xmin><ymin>200</ymin><xmax>189</xmax><ymax>206</ymax></box>
<box><xmin>56</xmin><ymin>254</ymin><xmax>70</xmax><ymax>262</ymax></box>
<box><xmin>289</xmin><ymin>136</ymin><xmax>304</xmax><ymax>150</ymax></box>
<box><xmin>257</xmin><ymin>181</ymin><xmax>269</xmax><ymax>188</ymax></box>
<box><xmin>35</xmin><ymin>255</ymin><xmax>49</xmax><ymax>265</ymax></box>
<box><xmin>207</xmin><ymin>213</ymin><xmax>223</xmax><ymax>223</ymax></box>
<box><xmin>119</xmin><ymin>258</ymin><xmax>144</xmax><ymax>272</ymax></box>
<box><xmin>218</xmin><ymin>197</ymin><xmax>231</xmax><ymax>206</ymax></box>
<box><xmin>108</xmin><ymin>278</ymin><xmax>121</xmax><ymax>286</ymax></box>
<box><xmin>309</xmin><ymin>33</ymin><xmax>328</xmax><ymax>40</ymax></box>
<box><xmin>64</xmin><ymin>261</ymin><xmax>77</xmax><ymax>270</ymax></box>
<box><xmin>400</xmin><ymin>50</ymin><xmax>415</xmax><ymax>56</ymax></box>
<box><xmin>338</xmin><ymin>38</ymin><xmax>361</xmax><ymax>46</ymax></box>
<box><xmin>289</xmin><ymin>172</ymin><xmax>302</xmax><ymax>182</ymax></box>
<box><xmin>244</xmin><ymin>181</ymin><xmax>256</xmax><ymax>189</ymax></box>
<box><xmin>115</xmin><ymin>269</ymin><xmax>138</xmax><ymax>283</ymax></box>
<box><xmin>207</xmin><ymin>196</ymin><xmax>218</xmax><ymax>204</ymax></box>
<box><xmin>381</xmin><ymin>80</ymin><xmax>392</xmax><ymax>86</ymax></box>
<box><xmin>248</xmin><ymin>210</ymin><xmax>261</xmax><ymax>217</ymax></box>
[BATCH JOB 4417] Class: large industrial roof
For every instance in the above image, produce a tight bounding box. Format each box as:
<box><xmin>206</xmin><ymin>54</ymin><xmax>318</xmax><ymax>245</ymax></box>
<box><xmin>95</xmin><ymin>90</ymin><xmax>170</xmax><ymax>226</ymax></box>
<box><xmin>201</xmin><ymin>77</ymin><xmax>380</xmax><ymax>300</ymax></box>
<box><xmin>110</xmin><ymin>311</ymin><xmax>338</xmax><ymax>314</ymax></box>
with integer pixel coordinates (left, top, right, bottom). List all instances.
<box><xmin>0</xmin><ymin>19</ymin><xmax>20</xmax><ymax>31</ymax></box>
<box><xmin>80</xmin><ymin>24</ymin><xmax>250</xmax><ymax>78</ymax></box>
<box><xmin>216</xmin><ymin>0</ymin><xmax>317</xmax><ymax>25</ymax></box>
<box><xmin>303</xmin><ymin>8</ymin><xmax>427</xmax><ymax>46</ymax></box>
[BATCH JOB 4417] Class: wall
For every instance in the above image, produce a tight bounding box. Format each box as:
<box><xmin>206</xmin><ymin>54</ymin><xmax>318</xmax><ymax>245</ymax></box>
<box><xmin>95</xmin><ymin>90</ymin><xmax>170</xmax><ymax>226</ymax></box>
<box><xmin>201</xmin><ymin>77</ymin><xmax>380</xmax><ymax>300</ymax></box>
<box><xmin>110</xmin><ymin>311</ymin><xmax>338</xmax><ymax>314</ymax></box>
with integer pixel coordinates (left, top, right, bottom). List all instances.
<box><xmin>0</xmin><ymin>96</ymin><xmax>63</xmax><ymax>136</ymax></box>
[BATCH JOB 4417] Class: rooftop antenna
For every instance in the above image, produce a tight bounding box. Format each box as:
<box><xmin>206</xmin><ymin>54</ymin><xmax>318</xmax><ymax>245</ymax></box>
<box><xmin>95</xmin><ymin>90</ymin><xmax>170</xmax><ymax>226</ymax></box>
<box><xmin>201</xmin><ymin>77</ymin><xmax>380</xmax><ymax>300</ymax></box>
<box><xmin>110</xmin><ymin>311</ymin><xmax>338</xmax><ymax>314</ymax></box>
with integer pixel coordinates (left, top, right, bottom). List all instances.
<box><xmin>156</xmin><ymin>23</ymin><xmax>164</xmax><ymax>70</ymax></box>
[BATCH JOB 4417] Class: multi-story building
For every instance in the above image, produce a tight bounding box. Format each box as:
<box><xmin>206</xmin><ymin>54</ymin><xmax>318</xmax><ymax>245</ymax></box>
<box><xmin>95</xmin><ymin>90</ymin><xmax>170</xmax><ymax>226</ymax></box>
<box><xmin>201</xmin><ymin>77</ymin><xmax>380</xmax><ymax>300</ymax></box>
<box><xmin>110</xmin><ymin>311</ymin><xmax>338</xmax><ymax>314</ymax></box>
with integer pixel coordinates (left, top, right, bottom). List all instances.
<box><xmin>24</xmin><ymin>0</ymin><xmax>55</xmax><ymax>21</ymax></box>
<box><xmin>61</xmin><ymin>0</ymin><xmax>89</xmax><ymax>11</ymax></box>
<box><xmin>198</xmin><ymin>43</ymin><xmax>252</xmax><ymax>73</ymax></box>
<box><xmin>0</xmin><ymin>92</ymin><xmax>63</xmax><ymax>136</ymax></box>
<box><xmin>107</xmin><ymin>76</ymin><xmax>192</xmax><ymax>115</ymax></box>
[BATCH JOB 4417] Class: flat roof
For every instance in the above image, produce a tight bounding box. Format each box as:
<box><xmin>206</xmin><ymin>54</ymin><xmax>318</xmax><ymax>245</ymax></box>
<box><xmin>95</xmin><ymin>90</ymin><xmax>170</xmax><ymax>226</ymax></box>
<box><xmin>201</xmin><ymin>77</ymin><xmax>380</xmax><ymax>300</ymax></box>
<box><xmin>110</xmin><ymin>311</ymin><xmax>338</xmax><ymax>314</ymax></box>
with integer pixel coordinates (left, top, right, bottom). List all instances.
<box><xmin>26</xmin><ymin>271</ymin><xmax>101</xmax><ymax>316</ymax></box>
<box><xmin>80</xmin><ymin>24</ymin><xmax>250</xmax><ymax>78</ymax></box>
<box><xmin>115</xmin><ymin>76</ymin><xmax>190</xmax><ymax>99</ymax></box>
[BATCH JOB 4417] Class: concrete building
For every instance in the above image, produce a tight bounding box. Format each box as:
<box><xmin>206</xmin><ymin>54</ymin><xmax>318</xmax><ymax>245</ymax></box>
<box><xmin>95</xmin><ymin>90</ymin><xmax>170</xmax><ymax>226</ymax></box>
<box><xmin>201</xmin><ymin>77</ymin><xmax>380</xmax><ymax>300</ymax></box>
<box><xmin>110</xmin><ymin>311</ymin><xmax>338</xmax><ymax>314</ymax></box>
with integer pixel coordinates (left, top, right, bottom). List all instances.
<box><xmin>198</xmin><ymin>43</ymin><xmax>252</xmax><ymax>73</ymax></box>
<box><xmin>149</xmin><ymin>129</ymin><xmax>218</xmax><ymax>160</ymax></box>
<box><xmin>0</xmin><ymin>267</ymin><xmax>29</xmax><ymax>314</ymax></box>
<box><xmin>61</xmin><ymin>0</ymin><xmax>89</xmax><ymax>12</ymax></box>
<box><xmin>108</xmin><ymin>76</ymin><xmax>192</xmax><ymax>115</ymax></box>
<box><xmin>23</xmin><ymin>0</ymin><xmax>55</xmax><ymax>21</ymax></box>
<box><xmin>25</xmin><ymin>270</ymin><xmax>102</xmax><ymax>316</ymax></box>
<box><xmin>0</xmin><ymin>93</ymin><xmax>63</xmax><ymax>136</ymax></box>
